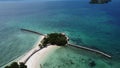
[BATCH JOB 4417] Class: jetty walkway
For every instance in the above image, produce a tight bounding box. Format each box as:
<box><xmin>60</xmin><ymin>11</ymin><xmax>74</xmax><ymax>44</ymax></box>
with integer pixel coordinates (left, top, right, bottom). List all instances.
<box><xmin>21</xmin><ymin>28</ymin><xmax>45</xmax><ymax>36</ymax></box>
<box><xmin>68</xmin><ymin>43</ymin><xmax>111</xmax><ymax>58</ymax></box>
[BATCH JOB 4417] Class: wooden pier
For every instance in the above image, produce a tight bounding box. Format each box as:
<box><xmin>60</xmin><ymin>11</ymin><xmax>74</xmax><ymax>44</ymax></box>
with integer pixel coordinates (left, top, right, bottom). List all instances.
<box><xmin>68</xmin><ymin>43</ymin><xmax>111</xmax><ymax>58</ymax></box>
<box><xmin>20</xmin><ymin>28</ymin><xmax>45</xmax><ymax>36</ymax></box>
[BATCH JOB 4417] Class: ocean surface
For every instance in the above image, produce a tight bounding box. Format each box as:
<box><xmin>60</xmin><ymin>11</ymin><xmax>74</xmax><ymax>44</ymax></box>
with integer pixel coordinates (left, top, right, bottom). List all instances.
<box><xmin>0</xmin><ymin>0</ymin><xmax>120</xmax><ymax>68</ymax></box>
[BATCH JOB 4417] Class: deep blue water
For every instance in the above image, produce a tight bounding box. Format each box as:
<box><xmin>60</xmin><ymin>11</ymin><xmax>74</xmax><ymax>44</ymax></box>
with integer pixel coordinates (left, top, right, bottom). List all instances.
<box><xmin>0</xmin><ymin>0</ymin><xmax>120</xmax><ymax>67</ymax></box>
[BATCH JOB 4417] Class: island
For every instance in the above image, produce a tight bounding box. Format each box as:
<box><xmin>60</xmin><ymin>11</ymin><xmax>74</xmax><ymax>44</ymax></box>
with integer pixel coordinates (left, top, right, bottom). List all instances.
<box><xmin>41</xmin><ymin>33</ymin><xmax>69</xmax><ymax>47</ymax></box>
<box><xmin>4</xmin><ymin>33</ymin><xmax>69</xmax><ymax>68</ymax></box>
<box><xmin>90</xmin><ymin>0</ymin><xmax>111</xmax><ymax>4</ymax></box>
<box><xmin>4</xmin><ymin>30</ymin><xmax>111</xmax><ymax>68</ymax></box>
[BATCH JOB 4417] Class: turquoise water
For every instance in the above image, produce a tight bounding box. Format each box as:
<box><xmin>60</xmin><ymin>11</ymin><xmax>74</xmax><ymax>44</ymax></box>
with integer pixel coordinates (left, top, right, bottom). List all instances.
<box><xmin>42</xmin><ymin>46</ymin><xmax>112</xmax><ymax>68</ymax></box>
<box><xmin>0</xmin><ymin>0</ymin><xmax>120</xmax><ymax>68</ymax></box>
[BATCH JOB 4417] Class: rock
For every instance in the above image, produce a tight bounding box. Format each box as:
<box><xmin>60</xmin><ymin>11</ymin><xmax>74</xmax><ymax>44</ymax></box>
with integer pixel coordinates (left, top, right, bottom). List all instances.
<box><xmin>89</xmin><ymin>61</ymin><xmax>96</xmax><ymax>67</ymax></box>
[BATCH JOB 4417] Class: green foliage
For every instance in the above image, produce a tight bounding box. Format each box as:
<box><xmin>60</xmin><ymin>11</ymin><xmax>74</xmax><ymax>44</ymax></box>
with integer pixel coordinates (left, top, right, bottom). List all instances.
<box><xmin>42</xmin><ymin>33</ymin><xmax>68</xmax><ymax>46</ymax></box>
<box><xmin>5</xmin><ymin>66</ymin><xmax>10</xmax><ymax>68</ymax></box>
<box><xmin>19</xmin><ymin>62</ymin><xmax>27</xmax><ymax>68</ymax></box>
<box><xmin>4</xmin><ymin>62</ymin><xmax>27</xmax><ymax>68</ymax></box>
<box><xmin>10</xmin><ymin>62</ymin><xmax>19</xmax><ymax>68</ymax></box>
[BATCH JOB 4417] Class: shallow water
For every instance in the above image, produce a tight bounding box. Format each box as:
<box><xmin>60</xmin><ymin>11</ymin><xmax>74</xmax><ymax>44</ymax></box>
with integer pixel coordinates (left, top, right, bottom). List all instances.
<box><xmin>0</xmin><ymin>0</ymin><xmax>120</xmax><ymax>68</ymax></box>
<box><xmin>42</xmin><ymin>46</ymin><xmax>112</xmax><ymax>68</ymax></box>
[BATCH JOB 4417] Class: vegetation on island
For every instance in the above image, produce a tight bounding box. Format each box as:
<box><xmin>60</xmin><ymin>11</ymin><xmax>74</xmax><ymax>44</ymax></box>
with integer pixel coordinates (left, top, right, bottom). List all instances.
<box><xmin>90</xmin><ymin>0</ymin><xmax>111</xmax><ymax>4</ymax></box>
<box><xmin>41</xmin><ymin>33</ymin><xmax>68</xmax><ymax>47</ymax></box>
<box><xmin>5</xmin><ymin>62</ymin><xmax>27</xmax><ymax>68</ymax></box>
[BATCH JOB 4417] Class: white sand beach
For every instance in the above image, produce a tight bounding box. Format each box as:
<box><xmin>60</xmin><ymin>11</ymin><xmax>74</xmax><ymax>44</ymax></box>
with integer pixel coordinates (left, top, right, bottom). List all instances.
<box><xmin>2</xmin><ymin>36</ymin><xmax>45</xmax><ymax>68</ymax></box>
<box><xmin>18</xmin><ymin>36</ymin><xmax>45</xmax><ymax>63</ymax></box>
<box><xmin>18</xmin><ymin>35</ymin><xmax>61</xmax><ymax>68</ymax></box>
<box><xmin>26</xmin><ymin>45</ymin><xmax>60</xmax><ymax>68</ymax></box>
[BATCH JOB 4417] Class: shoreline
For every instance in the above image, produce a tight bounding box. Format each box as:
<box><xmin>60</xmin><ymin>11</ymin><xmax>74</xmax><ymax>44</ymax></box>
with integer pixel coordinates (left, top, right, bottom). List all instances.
<box><xmin>18</xmin><ymin>35</ymin><xmax>61</xmax><ymax>68</ymax></box>
<box><xmin>1</xmin><ymin>36</ymin><xmax>45</xmax><ymax>68</ymax></box>
<box><xmin>26</xmin><ymin>45</ymin><xmax>60</xmax><ymax>68</ymax></box>
<box><xmin>2</xmin><ymin>35</ymin><xmax>61</xmax><ymax>68</ymax></box>
<box><xmin>18</xmin><ymin>35</ymin><xmax>45</xmax><ymax>63</ymax></box>
<box><xmin>2</xmin><ymin>32</ymin><xmax>112</xmax><ymax>68</ymax></box>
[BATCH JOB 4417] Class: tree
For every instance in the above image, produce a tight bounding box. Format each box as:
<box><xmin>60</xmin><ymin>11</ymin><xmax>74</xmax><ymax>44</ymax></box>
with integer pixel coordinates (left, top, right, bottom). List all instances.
<box><xmin>5</xmin><ymin>66</ymin><xmax>10</xmax><ymax>68</ymax></box>
<box><xmin>19</xmin><ymin>62</ymin><xmax>27</xmax><ymax>68</ymax></box>
<box><xmin>5</xmin><ymin>62</ymin><xmax>19</xmax><ymax>68</ymax></box>
<box><xmin>42</xmin><ymin>33</ymin><xmax>68</xmax><ymax>46</ymax></box>
<box><xmin>4</xmin><ymin>62</ymin><xmax>27</xmax><ymax>68</ymax></box>
<box><xmin>10</xmin><ymin>62</ymin><xmax>19</xmax><ymax>68</ymax></box>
